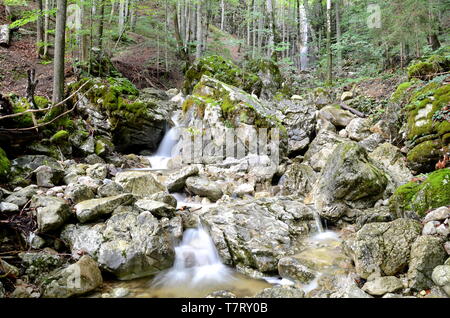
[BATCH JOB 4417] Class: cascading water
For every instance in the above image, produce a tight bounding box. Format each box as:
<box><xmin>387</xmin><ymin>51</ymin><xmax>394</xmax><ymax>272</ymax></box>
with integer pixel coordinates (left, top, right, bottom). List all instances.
<box><xmin>151</xmin><ymin>225</ymin><xmax>234</xmax><ymax>290</ymax></box>
<box><xmin>147</xmin><ymin>114</ymin><xmax>180</xmax><ymax>170</ymax></box>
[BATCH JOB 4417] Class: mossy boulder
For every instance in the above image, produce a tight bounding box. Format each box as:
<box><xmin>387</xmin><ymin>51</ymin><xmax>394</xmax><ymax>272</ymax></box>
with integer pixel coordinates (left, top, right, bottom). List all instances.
<box><xmin>70</xmin><ymin>77</ymin><xmax>174</xmax><ymax>153</ymax></box>
<box><xmin>312</xmin><ymin>141</ymin><xmax>389</xmax><ymax>221</ymax></box>
<box><xmin>401</xmin><ymin>78</ymin><xmax>450</xmax><ymax>173</ymax></box>
<box><xmin>185</xmin><ymin>75</ymin><xmax>284</xmax><ymax>129</ymax></box>
<box><xmin>389</xmin><ymin>168</ymin><xmax>450</xmax><ymax>217</ymax></box>
<box><xmin>407</xmin><ymin>54</ymin><xmax>450</xmax><ymax>80</ymax></box>
<box><xmin>0</xmin><ymin>147</ymin><xmax>11</xmax><ymax>182</ymax></box>
<box><xmin>242</xmin><ymin>58</ymin><xmax>284</xmax><ymax>98</ymax></box>
<box><xmin>183</xmin><ymin>55</ymin><xmax>263</xmax><ymax>96</ymax></box>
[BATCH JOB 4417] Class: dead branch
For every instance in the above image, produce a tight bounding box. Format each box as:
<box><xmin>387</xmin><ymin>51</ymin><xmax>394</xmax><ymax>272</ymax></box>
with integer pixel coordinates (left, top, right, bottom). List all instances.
<box><xmin>340</xmin><ymin>103</ymin><xmax>366</xmax><ymax>118</ymax></box>
<box><xmin>0</xmin><ymin>79</ymin><xmax>91</xmax><ymax>121</ymax></box>
<box><xmin>0</xmin><ymin>86</ymin><xmax>93</xmax><ymax>132</ymax></box>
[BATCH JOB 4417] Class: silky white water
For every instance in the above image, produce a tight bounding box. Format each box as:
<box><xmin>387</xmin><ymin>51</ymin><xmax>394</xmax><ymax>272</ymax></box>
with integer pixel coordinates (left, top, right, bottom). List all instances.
<box><xmin>146</xmin><ymin>114</ymin><xmax>180</xmax><ymax>170</ymax></box>
<box><xmin>151</xmin><ymin>226</ymin><xmax>234</xmax><ymax>289</ymax></box>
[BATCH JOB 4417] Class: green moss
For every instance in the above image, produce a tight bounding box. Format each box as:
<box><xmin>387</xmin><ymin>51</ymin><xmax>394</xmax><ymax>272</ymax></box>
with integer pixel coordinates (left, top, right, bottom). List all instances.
<box><xmin>107</xmin><ymin>77</ymin><xmax>139</xmax><ymax>96</ymax></box>
<box><xmin>11</xmin><ymin>97</ymin><xmax>33</xmax><ymax>128</ymax></box>
<box><xmin>50</xmin><ymin>130</ymin><xmax>69</xmax><ymax>143</ymax></box>
<box><xmin>183</xmin><ymin>55</ymin><xmax>260</xmax><ymax>95</ymax></box>
<box><xmin>34</xmin><ymin>96</ymin><xmax>50</xmax><ymax>109</ymax></box>
<box><xmin>407</xmin><ymin>54</ymin><xmax>450</xmax><ymax>80</ymax></box>
<box><xmin>389</xmin><ymin>168</ymin><xmax>450</xmax><ymax>217</ymax></box>
<box><xmin>406</xmin><ymin>82</ymin><xmax>450</xmax><ymax>140</ymax></box>
<box><xmin>407</xmin><ymin>140</ymin><xmax>442</xmax><ymax>163</ymax></box>
<box><xmin>0</xmin><ymin>147</ymin><xmax>11</xmax><ymax>182</ymax></box>
<box><xmin>391</xmin><ymin>81</ymin><xmax>413</xmax><ymax>103</ymax></box>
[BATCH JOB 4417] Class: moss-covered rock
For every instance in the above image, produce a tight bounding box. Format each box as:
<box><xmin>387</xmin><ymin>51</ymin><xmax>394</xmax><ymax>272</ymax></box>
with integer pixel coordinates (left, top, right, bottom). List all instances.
<box><xmin>312</xmin><ymin>141</ymin><xmax>389</xmax><ymax>221</ymax></box>
<box><xmin>399</xmin><ymin>76</ymin><xmax>450</xmax><ymax>173</ymax></box>
<box><xmin>407</xmin><ymin>54</ymin><xmax>450</xmax><ymax>80</ymax></box>
<box><xmin>0</xmin><ymin>147</ymin><xmax>11</xmax><ymax>182</ymax></box>
<box><xmin>389</xmin><ymin>168</ymin><xmax>450</xmax><ymax>217</ymax></box>
<box><xmin>183</xmin><ymin>55</ymin><xmax>260</xmax><ymax>96</ymax></box>
<box><xmin>50</xmin><ymin>130</ymin><xmax>69</xmax><ymax>143</ymax></box>
<box><xmin>69</xmin><ymin>77</ymin><xmax>173</xmax><ymax>153</ymax></box>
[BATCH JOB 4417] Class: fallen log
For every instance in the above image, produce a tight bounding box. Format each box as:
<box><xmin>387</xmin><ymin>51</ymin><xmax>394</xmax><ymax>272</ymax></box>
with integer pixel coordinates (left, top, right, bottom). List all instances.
<box><xmin>0</xmin><ymin>24</ymin><xmax>10</xmax><ymax>47</ymax></box>
<box><xmin>340</xmin><ymin>103</ymin><xmax>366</xmax><ymax>118</ymax></box>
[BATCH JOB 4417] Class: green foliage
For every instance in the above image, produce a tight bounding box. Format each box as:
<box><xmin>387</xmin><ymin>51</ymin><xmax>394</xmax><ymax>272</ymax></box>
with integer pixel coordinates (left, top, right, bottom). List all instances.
<box><xmin>0</xmin><ymin>147</ymin><xmax>11</xmax><ymax>182</ymax></box>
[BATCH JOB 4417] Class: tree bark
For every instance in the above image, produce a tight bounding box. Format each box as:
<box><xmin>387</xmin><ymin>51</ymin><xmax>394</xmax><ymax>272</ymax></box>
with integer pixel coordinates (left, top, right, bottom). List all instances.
<box><xmin>52</xmin><ymin>0</ymin><xmax>67</xmax><ymax>104</ymax></box>
<box><xmin>195</xmin><ymin>0</ymin><xmax>202</xmax><ymax>59</ymax></box>
<box><xmin>96</xmin><ymin>0</ymin><xmax>105</xmax><ymax>49</ymax></box>
<box><xmin>0</xmin><ymin>25</ymin><xmax>10</xmax><ymax>47</ymax></box>
<box><xmin>220</xmin><ymin>0</ymin><xmax>225</xmax><ymax>31</ymax></box>
<box><xmin>36</xmin><ymin>0</ymin><xmax>44</xmax><ymax>56</ymax></box>
<box><xmin>326</xmin><ymin>0</ymin><xmax>332</xmax><ymax>84</ymax></box>
<box><xmin>335</xmin><ymin>0</ymin><xmax>342</xmax><ymax>72</ymax></box>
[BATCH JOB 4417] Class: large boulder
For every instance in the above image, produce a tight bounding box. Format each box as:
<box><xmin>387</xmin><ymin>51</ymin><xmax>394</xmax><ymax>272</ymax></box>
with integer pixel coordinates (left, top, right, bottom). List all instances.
<box><xmin>182</xmin><ymin>55</ymin><xmax>280</xmax><ymax>97</ymax></box>
<box><xmin>200</xmin><ymin>197</ymin><xmax>316</xmax><ymax>273</ymax></box>
<box><xmin>61</xmin><ymin>212</ymin><xmax>182</xmax><ymax>280</ymax></box>
<box><xmin>319</xmin><ymin>105</ymin><xmax>356</xmax><ymax>128</ymax></box>
<box><xmin>312</xmin><ymin>142</ymin><xmax>389</xmax><ymax>221</ymax></box>
<box><xmin>9</xmin><ymin>155</ymin><xmax>63</xmax><ymax>186</ymax></box>
<box><xmin>42</xmin><ymin>256</ymin><xmax>103</xmax><ymax>298</ymax></box>
<box><xmin>134</xmin><ymin>199</ymin><xmax>176</xmax><ymax>218</ymax></box>
<box><xmin>278</xmin><ymin>162</ymin><xmax>317</xmax><ymax>198</ymax></box>
<box><xmin>4</xmin><ymin>185</ymin><xmax>38</xmax><ymax>207</ymax></box>
<box><xmin>71</xmin><ymin>77</ymin><xmax>176</xmax><ymax>153</ymax></box>
<box><xmin>432</xmin><ymin>265</ymin><xmax>450</xmax><ymax>296</ymax></box>
<box><xmin>75</xmin><ymin>194</ymin><xmax>135</xmax><ymax>223</ymax></box>
<box><xmin>402</xmin><ymin>81</ymin><xmax>450</xmax><ymax>173</ymax></box>
<box><xmin>277</xmin><ymin>100</ymin><xmax>316</xmax><ymax>155</ymax></box>
<box><xmin>165</xmin><ymin>165</ymin><xmax>199</xmax><ymax>192</ymax></box>
<box><xmin>114</xmin><ymin>171</ymin><xmax>165</xmax><ymax>197</ymax></box>
<box><xmin>389</xmin><ymin>168</ymin><xmax>450</xmax><ymax>218</ymax></box>
<box><xmin>368</xmin><ymin>143</ymin><xmax>412</xmax><ymax>188</ymax></box>
<box><xmin>185</xmin><ymin>177</ymin><xmax>223</xmax><ymax>202</ymax></box>
<box><xmin>177</xmin><ymin>75</ymin><xmax>286</xmax><ymax>165</ymax></box>
<box><xmin>303</xmin><ymin>130</ymin><xmax>346</xmax><ymax>172</ymax></box>
<box><xmin>31</xmin><ymin>196</ymin><xmax>71</xmax><ymax>233</ymax></box>
<box><xmin>64</xmin><ymin>183</ymin><xmax>95</xmax><ymax>203</ymax></box>
<box><xmin>407</xmin><ymin>236</ymin><xmax>447</xmax><ymax>291</ymax></box>
<box><xmin>361</xmin><ymin>276</ymin><xmax>403</xmax><ymax>296</ymax></box>
<box><xmin>343</xmin><ymin>218</ymin><xmax>422</xmax><ymax>279</ymax></box>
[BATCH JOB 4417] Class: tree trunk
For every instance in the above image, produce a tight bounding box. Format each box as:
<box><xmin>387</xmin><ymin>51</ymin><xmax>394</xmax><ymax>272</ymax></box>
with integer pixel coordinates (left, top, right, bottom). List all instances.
<box><xmin>326</xmin><ymin>0</ymin><xmax>332</xmax><ymax>84</ymax></box>
<box><xmin>0</xmin><ymin>25</ymin><xmax>10</xmax><ymax>47</ymax></box>
<box><xmin>173</xmin><ymin>3</ymin><xmax>189</xmax><ymax>64</ymax></box>
<box><xmin>43</xmin><ymin>0</ymin><xmax>50</xmax><ymax>57</ymax></box>
<box><xmin>118</xmin><ymin>0</ymin><xmax>126</xmax><ymax>35</ymax></box>
<box><xmin>220</xmin><ymin>0</ymin><xmax>225</xmax><ymax>31</ymax></box>
<box><xmin>195</xmin><ymin>0</ymin><xmax>202</xmax><ymax>59</ymax></box>
<box><xmin>80</xmin><ymin>0</ymin><xmax>89</xmax><ymax>63</ymax></box>
<box><xmin>96</xmin><ymin>0</ymin><xmax>105</xmax><ymax>49</ymax></box>
<box><xmin>36</xmin><ymin>0</ymin><xmax>44</xmax><ymax>56</ymax></box>
<box><xmin>52</xmin><ymin>0</ymin><xmax>67</xmax><ymax>104</ymax></box>
<box><xmin>335</xmin><ymin>0</ymin><xmax>342</xmax><ymax>72</ymax></box>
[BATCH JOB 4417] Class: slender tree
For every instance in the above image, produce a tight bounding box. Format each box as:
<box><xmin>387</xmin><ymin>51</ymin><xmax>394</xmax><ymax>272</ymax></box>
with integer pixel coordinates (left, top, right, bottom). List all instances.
<box><xmin>52</xmin><ymin>0</ymin><xmax>67</xmax><ymax>104</ymax></box>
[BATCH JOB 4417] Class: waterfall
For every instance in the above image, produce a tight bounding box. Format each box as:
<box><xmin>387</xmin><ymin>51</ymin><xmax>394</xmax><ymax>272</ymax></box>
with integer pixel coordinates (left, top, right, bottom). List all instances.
<box><xmin>152</xmin><ymin>225</ymin><xmax>233</xmax><ymax>288</ymax></box>
<box><xmin>147</xmin><ymin>114</ymin><xmax>180</xmax><ymax>170</ymax></box>
<box><xmin>299</xmin><ymin>3</ymin><xmax>309</xmax><ymax>70</ymax></box>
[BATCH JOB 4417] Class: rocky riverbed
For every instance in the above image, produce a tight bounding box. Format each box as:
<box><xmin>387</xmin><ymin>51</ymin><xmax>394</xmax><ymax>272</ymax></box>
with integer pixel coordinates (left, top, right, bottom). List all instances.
<box><xmin>0</xmin><ymin>56</ymin><xmax>449</xmax><ymax>299</ymax></box>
